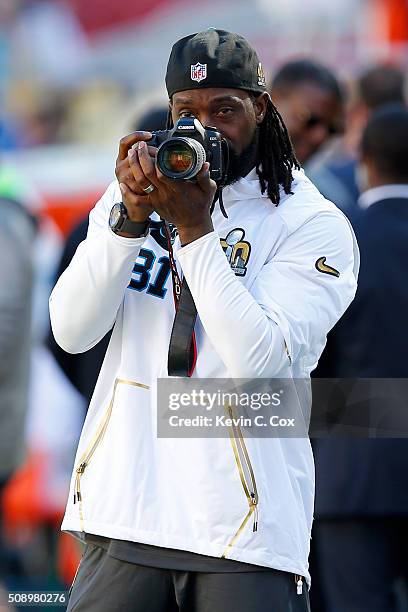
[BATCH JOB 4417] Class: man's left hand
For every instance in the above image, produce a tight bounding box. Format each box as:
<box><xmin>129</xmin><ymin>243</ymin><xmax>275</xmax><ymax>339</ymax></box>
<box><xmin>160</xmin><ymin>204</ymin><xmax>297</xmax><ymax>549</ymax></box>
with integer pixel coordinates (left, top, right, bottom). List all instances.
<box><xmin>128</xmin><ymin>141</ymin><xmax>217</xmax><ymax>245</ymax></box>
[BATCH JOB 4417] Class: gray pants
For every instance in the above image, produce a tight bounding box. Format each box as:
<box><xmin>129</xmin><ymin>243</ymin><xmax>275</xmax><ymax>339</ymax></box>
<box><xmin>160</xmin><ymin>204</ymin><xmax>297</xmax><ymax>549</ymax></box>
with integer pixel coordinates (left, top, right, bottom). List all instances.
<box><xmin>67</xmin><ymin>543</ymin><xmax>311</xmax><ymax>612</ymax></box>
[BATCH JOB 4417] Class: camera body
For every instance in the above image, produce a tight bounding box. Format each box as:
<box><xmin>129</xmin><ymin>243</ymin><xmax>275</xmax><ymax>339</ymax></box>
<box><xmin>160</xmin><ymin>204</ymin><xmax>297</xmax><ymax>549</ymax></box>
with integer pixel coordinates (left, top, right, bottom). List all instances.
<box><xmin>147</xmin><ymin>117</ymin><xmax>226</xmax><ymax>184</ymax></box>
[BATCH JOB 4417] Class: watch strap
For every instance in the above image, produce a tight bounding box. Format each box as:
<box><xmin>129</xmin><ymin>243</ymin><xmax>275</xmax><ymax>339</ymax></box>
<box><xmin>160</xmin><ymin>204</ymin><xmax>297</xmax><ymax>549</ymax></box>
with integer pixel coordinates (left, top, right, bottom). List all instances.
<box><xmin>110</xmin><ymin>202</ymin><xmax>150</xmax><ymax>237</ymax></box>
<box><xmin>119</xmin><ymin>217</ymin><xmax>150</xmax><ymax>237</ymax></box>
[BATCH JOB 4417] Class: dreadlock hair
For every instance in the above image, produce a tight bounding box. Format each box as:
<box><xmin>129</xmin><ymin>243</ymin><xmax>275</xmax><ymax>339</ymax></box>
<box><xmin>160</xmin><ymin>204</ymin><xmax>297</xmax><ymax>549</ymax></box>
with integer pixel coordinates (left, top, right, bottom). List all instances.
<box><xmin>252</xmin><ymin>94</ymin><xmax>300</xmax><ymax>205</ymax></box>
<box><xmin>165</xmin><ymin>95</ymin><xmax>299</xmax><ymax>207</ymax></box>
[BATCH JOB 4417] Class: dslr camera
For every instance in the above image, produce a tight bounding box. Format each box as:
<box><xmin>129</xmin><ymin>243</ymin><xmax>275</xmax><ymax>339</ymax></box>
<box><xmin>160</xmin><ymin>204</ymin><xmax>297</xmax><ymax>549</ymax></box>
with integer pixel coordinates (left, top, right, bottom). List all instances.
<box><xmin>142</xmin><ymin>117</ymin><xmax>227</xmax><ymax>184</ymax></box>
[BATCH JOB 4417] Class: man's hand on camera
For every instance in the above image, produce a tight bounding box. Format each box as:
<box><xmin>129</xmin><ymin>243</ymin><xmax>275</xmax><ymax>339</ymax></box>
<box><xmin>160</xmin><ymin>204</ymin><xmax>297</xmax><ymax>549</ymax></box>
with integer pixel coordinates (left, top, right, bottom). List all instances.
<box><xmin>128</xmin><ymin>140</ymin><xmax>217</xmax><ymax>246</ymax></box>
<box><xmin>115</xmin><ymin>132</ymin><xmax>156</xmax><ymax>231</ymax></box>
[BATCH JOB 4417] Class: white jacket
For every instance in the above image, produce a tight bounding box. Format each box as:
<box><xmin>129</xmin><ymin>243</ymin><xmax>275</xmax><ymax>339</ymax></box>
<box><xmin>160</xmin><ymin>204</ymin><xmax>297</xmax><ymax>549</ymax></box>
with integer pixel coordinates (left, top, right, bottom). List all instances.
<box><xmin>50</xmin><ymin>168</ymin><xmax>359</xmax><ymax>586</ymax></box>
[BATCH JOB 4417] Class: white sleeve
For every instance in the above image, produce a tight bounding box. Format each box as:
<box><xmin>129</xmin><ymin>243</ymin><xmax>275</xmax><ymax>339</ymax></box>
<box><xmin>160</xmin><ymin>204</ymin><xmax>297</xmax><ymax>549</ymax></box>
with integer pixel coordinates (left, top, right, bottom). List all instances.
<box><xmin>49</xmin><ymin>182</ymin><xmax>146</xmax><ymax>354</ymax></box>
<box><xmin>177</xmin><ymin>212</ymin><xmax>358</xmax><ymax>378</ymax></box>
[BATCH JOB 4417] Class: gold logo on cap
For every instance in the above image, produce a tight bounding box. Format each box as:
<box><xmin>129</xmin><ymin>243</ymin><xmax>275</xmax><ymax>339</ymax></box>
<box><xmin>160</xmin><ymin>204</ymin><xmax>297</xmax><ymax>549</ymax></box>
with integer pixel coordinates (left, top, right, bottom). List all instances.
<box><xmin>257</xmin><ymin>63</ymin><xmax>266</xmax><ymax>87</ymax></box>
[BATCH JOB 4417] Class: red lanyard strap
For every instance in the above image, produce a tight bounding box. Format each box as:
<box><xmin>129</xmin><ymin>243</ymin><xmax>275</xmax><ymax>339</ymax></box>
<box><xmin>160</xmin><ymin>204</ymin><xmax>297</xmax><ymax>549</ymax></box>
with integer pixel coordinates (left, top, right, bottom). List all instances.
<box><xmin>164</xmin><ymin>222</ymin><xmax>198</xmax><ymax>377</ymax></box>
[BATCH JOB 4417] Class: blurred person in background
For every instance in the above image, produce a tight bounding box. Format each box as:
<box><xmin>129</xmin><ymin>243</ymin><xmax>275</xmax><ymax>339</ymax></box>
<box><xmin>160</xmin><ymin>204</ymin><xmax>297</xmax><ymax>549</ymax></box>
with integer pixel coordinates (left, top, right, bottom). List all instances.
<box><xmin>270</xmin><ymin>59</ymin><xmax>344</xmax><ymax>168</ymax></box>
<box><xmin>47</xmin><ymin>106</ymin><xmax>168</xmax><ymax>405</ymax></box>
<box><xmin>6</xmin><ymin>0</ymin><xmax>88</xmax><ymax>88</ymax></box>
<box><xmin>344</xmin><ymin>64</ymin><xmax>406</xmax><ymax>159</ymax></box>
<box><xmin>312</xmin><ymin>64</ymin><xmax>407</xmax><ymax>412</ymax></box>
<box><xmin>0</xmin><ymin>0</ymin><xmax>89</xmax><ymax>151</ymax></box>
<box><xmin>0</xmin><ymin>195</ymin><xmax>35</xmax><ymax>486</ymax></box>
<box><xmin>0</xmin><ymin>194</ymin><xmax>35</xmax><ymax>575</ymax></box>
<box><xmin>0</xmin><ymin>159</ymin><xmax>85</xmax><ymax>596</ymax></box>
<box><xmin>313</xmin><ymin>105</ymin><xmax>408</xmax><ymax>612</ymax></box>
<box><xmin>309</xmin><ymin>64</ymin><xmax>406</xmax><ymax>219</ymax></box>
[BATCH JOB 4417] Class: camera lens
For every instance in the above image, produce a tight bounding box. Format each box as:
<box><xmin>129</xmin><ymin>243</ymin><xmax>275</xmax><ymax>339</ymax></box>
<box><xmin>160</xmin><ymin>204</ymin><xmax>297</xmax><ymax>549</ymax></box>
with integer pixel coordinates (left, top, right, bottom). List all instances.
<box><xmin>162</xmin><ymin>144</ymin><xmax>194</xmax><ymax>173</ymax></box>
<box><xmin>157</xmin><ymin>138</ymin><xmax>206</xmax><ymax>180</ymax></box>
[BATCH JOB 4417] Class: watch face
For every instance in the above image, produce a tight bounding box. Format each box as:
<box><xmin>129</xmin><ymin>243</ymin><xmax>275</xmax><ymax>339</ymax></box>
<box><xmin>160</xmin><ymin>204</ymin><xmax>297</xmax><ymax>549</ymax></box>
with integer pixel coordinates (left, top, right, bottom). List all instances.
<box><xmin>109</xmin><ymin>203</ymin><xmax>123</xmax><ymax>229</ymax></box>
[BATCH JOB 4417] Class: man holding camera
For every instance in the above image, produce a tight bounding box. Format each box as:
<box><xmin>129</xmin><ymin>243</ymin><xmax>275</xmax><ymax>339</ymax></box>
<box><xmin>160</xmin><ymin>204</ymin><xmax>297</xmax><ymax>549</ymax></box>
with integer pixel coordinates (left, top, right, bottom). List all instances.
<box><xmin>50</xmin><ymin>29</ymin><xmax>358</xmax><ymax>612</ymax></box>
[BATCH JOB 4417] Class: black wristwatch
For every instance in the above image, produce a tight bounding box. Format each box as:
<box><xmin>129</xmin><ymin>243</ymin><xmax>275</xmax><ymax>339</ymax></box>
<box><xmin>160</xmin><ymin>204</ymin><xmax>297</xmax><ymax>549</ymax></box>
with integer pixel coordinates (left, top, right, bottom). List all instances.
<box><xmin>109</xmin><ymin>202</ymin><xmax>150</xmax><ymax>237</ymax></box>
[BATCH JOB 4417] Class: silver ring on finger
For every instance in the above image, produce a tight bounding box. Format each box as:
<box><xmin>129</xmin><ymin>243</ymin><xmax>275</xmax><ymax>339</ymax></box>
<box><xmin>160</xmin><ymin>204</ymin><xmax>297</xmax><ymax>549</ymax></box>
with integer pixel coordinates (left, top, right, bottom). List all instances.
<box><xmin>142</xmin><ymin>184</ymin><xmax>155</xmax><ymax>194</ymax></box>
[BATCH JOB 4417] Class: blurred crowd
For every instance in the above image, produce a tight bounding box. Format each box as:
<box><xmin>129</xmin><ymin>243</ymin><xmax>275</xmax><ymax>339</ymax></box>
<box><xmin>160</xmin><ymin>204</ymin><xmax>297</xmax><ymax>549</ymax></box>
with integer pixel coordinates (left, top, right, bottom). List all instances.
<box><xmin>0</xmin><ymin>0</ymin><xmax>150</xmax><ymax>151</ymax></box>
<box><xmin>1</xmin><ymin>1</ymin><xmax>408</xmax><ymax>611</ymax></box>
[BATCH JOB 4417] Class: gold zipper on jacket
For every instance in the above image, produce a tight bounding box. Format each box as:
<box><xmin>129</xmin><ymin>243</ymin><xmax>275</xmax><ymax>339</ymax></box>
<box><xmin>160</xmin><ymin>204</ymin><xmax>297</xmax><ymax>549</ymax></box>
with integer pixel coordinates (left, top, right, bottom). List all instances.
<box><xmin>73</xmin><ymin>378</ymin><xmax>150</xmax><ymax>531</ymax></box>
<box><xmin>222</xmin><ymin>404</ymin><xmax>259</xmax><ymax>558</ymax></box>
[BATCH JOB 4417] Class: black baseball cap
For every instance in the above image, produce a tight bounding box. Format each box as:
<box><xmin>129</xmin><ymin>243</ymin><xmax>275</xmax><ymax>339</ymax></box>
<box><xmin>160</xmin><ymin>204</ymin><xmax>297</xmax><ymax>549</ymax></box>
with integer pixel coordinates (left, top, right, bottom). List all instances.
<box><xmin>165</xmin><ymin>28</ymin><xmax>267</xmax><ymax>98</ymax></box>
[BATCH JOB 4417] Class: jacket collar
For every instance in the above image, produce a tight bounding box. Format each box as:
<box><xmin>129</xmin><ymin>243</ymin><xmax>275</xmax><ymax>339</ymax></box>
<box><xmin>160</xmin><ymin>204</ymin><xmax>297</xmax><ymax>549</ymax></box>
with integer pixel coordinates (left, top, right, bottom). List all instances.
<box><xmin>359</xmin><ymin>184</ymin><xmax>408</xmax><ymax>209</ymax></box>
<box><xmin>221</xmin><ymin>166</ymin><xmax>306</xmax><ymax>205</ymax></box>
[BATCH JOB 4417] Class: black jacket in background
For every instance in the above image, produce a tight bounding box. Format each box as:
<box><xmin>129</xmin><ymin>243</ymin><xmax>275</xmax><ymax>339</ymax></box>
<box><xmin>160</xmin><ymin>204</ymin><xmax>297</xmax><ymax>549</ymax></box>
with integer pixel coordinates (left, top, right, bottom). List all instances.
<box><xmin>48</xmin><ymin>218</ymin><xmax>111</xmax><ymax>405</ymax></box>
<box><xmin>314</xmin><ymin>195</ymin><xmax>408</xmax><ymax>517</ymax></box>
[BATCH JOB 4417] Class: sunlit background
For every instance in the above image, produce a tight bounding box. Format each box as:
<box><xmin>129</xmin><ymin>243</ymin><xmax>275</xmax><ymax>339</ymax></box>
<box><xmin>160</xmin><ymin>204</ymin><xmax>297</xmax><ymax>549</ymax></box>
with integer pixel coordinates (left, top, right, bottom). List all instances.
<box><xmin>0</xmin><ymin>0</ymin><xmax>407</xmax><ymax>610</ymax></box>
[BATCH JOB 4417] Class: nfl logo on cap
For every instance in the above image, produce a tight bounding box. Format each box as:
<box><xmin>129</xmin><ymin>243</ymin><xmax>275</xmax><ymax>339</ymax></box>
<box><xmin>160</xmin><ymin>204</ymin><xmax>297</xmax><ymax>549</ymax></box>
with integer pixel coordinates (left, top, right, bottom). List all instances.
<box><xmin>191</xmin><ymin>62</ymin><xmax>207</xmax><ymax>83</ymax></box>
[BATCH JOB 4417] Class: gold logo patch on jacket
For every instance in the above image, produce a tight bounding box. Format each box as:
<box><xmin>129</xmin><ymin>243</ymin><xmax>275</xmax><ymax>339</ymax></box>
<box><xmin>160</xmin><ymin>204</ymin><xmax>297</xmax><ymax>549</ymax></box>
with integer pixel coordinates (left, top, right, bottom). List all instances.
<box><xmin>315</xmin><ymin>256</ymin><xmax>340</xmax><ymax>278</ymax></box>
<box><xmin>220</xmin><ymin>228</ymin><xmax>251</xmax><ymax>277</ymax></box>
